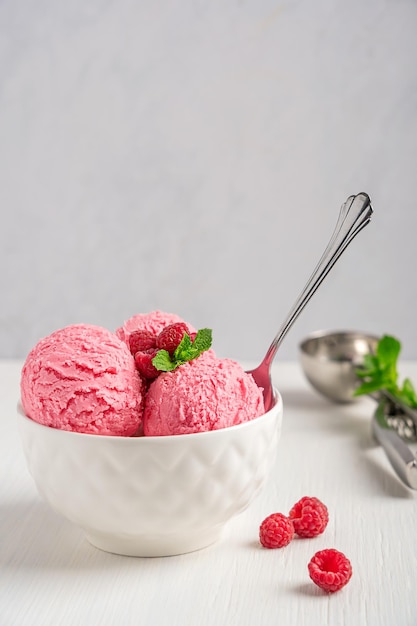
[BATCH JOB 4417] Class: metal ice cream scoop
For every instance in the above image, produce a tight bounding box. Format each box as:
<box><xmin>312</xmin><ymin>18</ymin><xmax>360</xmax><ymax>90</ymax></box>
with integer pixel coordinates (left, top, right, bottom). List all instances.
<box><xmin>299</xmin><ymin>329</ymin><xmax>417</xmax><ymax>489</ymax></box>
<box><xmin>247</xmin><ymin>192</ymin><xmax>373</xmax><ymax>411</ymax></box>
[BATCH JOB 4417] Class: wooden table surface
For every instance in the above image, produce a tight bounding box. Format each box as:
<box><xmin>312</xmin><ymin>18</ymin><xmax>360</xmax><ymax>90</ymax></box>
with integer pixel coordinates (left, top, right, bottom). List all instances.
<box><xmin>1</xmin><ymin>360</ymin><xmax>416</xmax><ymax>626</ymax></box>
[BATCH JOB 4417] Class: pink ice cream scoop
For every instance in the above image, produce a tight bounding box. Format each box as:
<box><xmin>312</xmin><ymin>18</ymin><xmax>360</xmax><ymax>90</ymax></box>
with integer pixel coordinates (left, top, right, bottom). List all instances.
<box><xmin>20</xmin><ymin>324</ymin><xmax>144</xmax><ymax>436</ymax></box>
<box><xmin>116</xmin><ymin>310</ymin><xmax>196</xmax><ymax>347</ymax></box>
<box><xmin>143</xmin><ymin>355</ymin><xmax>265</xmax><ymax>436</ymax></box>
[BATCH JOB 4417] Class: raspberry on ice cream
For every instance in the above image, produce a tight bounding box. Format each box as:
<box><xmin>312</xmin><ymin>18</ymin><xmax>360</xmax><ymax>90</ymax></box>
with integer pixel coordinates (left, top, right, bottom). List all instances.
<box><xmin>116</xmin><ymin>311</ymin><xmax>196</xmax><ymax>347</ymax></box>
<box><xmin>20</xmin><ymin>324</ymin><xmax>144</xmax><ymax>436</ymax></box>
<box><xmin>134</xmin><ymin>348</ymin><xmax>160</xmax><ymax>380</ymax></box>
<box><xmin>143</xmin><ymin>355</ymin><xmax>265</xmax><ymax>436</ymax></box>
<box><xmin>128</xmin><ymin>330</ymin><xmax>156</xmax><ymax>355</ymax></box>
<box><xmin>156</xmin><ymin>322</ymin><xmax>190</xmax><ymax>355</ymax></box>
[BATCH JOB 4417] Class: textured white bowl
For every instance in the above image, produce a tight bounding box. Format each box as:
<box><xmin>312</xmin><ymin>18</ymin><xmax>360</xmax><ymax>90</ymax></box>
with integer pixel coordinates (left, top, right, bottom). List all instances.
<box><xmin>17</xmin><ymin>393</ymin><xmax>282</xmax><ymax>557</ymax></box>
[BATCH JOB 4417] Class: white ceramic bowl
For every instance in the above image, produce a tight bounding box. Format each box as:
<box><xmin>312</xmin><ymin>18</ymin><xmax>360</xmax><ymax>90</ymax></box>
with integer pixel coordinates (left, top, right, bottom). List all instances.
<box><xmin>17</xmin><ymin>393</ymin><xmax>283</xmax><ymax>557</ymax></box>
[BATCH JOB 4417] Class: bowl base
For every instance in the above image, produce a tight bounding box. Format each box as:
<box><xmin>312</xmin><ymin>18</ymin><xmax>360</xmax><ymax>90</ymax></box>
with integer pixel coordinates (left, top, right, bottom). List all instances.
<box><xmin>84</xmin><ymin>526</ymin><xmax>223</xmax><ymax>557</ymax></box>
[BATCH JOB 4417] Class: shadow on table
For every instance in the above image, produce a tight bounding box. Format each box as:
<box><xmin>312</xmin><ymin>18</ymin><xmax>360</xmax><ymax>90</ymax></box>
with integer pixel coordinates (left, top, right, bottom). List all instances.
<box><xmin>0</xmin><ymin>499</ymin><xmax>126</xmax><ymax>571</ymax></box>
<box><xmin>278</xmin><ymin>388</ymin><xmax>331</xmax><ymax>410</ymax></box>
<box><xmin>281</xmin><ymin>388</ymin><xmax>374</xmax><ymax>445</ymax></box>
<box><xmin>282</xmin><ymin>389</ymin><xmax>416</xmax><ymax>499</ymax></box>
<box><xmin>291</xmin><ymin>582</ymin><xmax>321</xmax><ymax>598</ymax></box>
<box><xmin>360</xmin><ymin>450</ymin><xmax>416</xmax><ymax>499</ymax></box>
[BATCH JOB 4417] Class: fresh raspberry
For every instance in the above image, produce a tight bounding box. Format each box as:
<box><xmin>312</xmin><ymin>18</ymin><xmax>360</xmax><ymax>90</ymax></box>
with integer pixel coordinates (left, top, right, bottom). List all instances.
<box><xmin>289</xmin><ymin>496</ymin><xmax>329</xmax><ymax>538</ymax></box>
<box><xmin>156</xmin><ymin>322</ymin><xmax>190</xmax><ymax>355</ymax></box>
<box><xmin>259</xmin><ymin>513</ymin><xmax>295</xmax><ymax>549</ymax></box>
<box><xmin>134</xmin><ymin>348</ymin><xmax>160</xmax><ymax>380</ymax></box>
<box><xmin>308</xmin><ymin>548</ymin><xmax>352</xmax><ymax>593</ymax></box>
<box><xmin>129</xmin><ymin>330</ymin><xmax>156</xmax><ymax>355</ymax></box>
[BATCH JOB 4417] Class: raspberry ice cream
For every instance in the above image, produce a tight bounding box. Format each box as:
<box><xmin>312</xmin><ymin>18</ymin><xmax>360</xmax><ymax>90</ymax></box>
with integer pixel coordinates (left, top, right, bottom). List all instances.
<box><xmin>20</xmin><ymin>311</ymin><xmax>266</xmax><ymax>438</ymax></box>
<box><xmin>20</xmin><ymin>324</ymin><xmax>144</xmax><ymax>436</ymax></box>
<box><xmin>143</xmin><ymin>355</ymin><xmax>264</xmax><ymax>436</ymax></box>
<box><xmin>116</xmin><ymin>310</ymin><xmax>196</xmax><ymax>347</ymax></box>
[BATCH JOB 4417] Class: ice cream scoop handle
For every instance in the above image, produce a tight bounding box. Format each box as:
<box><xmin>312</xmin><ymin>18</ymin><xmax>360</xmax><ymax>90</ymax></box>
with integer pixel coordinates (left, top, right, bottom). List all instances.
<box><xmin>372</xmin><ymin>415</ymin><xmax>417</xmax><ymax>490</ymax></box>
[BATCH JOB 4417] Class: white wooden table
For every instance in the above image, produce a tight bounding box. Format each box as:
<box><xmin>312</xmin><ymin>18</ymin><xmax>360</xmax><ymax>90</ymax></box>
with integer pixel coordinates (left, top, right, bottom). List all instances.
<box><xmin>1</xmin><ymin>360</ymin><xmax>416</xmax><ymax>626</ymax></box>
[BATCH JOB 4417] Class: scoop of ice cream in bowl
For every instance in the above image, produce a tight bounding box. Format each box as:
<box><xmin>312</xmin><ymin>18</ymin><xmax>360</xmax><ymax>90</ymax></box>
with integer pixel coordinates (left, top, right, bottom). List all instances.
<box><xmin>17</xmin><ymin>312</ymin><xmax>283</xmax><ymax>557</ymax></box>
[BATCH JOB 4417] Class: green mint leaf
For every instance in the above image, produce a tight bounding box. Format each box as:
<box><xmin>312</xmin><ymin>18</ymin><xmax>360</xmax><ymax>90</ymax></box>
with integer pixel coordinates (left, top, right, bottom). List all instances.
<box><xmin>363</xmin><ymin>353</ymin><xmax>379</xmax><ymax>370</ymax></box>
<box><xmin>152</xmin><ymin>350</ymin><xmax>178</xmax><ymax>372</ymax></box>
<box><xmin>376</xmin><ymin>335</ymin><xmax>400</xmax><ymax>387</ymax></box>
<box><xmin>376</xmin><ymin>335</ymin><xmax>401</xmax><ymax>368</ymax></box>
<box><xmin>397</xmin><ymin>378</ymin><xmax>417</xmax><ymax>408</ymax></box>
<box><xmin>354</xmin><ymin>334</ymin><xmax>400</xmax><ymax>393</ymax></box>
<box><xmin>173</xmin><ymin>329</ymin><xmax>212</xmax><ymax>363</ymax></box>
<box><xmin>356</xmin><ymin>353</ymin><xmax>380</xmax><ymax>379</ymax></box>
<box><xmin>173</xmin><ymin>333</ymin><xmax>192</xmax><ymax>361</ymax></box>
<box><xmin>191</xmin><ymin>328</ymin><xmax>212</xmax><ymax>354</ymax></box>
<box><xmin>354</xmin><ymin>379</ymin><xmax>389</xmax><ymax>397</ymax></box>
<box><xmin>153</xmin><ymin>328</ymin><xmax>213</xmax><ymax>372</ymax></box>
<box><xmin>354</xmin><ymin>334</ymin><xmax>417</xmax><ymax>410</ymax></box>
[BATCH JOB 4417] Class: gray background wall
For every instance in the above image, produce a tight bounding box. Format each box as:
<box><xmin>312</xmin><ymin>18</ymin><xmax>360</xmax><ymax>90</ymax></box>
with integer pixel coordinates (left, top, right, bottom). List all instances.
<box><xmin>1</xmin><ymin>0</ymin><xmax>416</xmax><ymax>363</ymax></box>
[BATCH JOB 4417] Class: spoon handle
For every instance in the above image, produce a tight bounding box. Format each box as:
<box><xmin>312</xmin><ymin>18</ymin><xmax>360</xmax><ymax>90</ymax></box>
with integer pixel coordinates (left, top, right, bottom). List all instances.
<box><xmin>262</xmin><ymin>193</ymin><xmax>373</xmax><ymax>369</ymax></box>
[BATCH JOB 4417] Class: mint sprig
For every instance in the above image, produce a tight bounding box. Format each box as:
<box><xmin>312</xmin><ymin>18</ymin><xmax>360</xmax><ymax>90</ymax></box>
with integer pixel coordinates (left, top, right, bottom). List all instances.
<box><xmin>354</xmin><ymin>334</ymin><xmax>417</xmax><ymax>408</ymax></box>
<box><xmin>152</xmin><ymin>328</ymin><xmax>212</xmax><ymax>373</ymax></box>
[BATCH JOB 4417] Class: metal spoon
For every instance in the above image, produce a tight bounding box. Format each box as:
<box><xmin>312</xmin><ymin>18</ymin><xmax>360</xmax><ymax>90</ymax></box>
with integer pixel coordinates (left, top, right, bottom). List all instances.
<box><xmin>299</xmin><ymin>329</ymin><xmax>417</xmax><ymax>489</ymax></box>
<box><xmin>247</xmin><ymin>192</ymin><xmax>373</xmax><ymax>411</ymax></box>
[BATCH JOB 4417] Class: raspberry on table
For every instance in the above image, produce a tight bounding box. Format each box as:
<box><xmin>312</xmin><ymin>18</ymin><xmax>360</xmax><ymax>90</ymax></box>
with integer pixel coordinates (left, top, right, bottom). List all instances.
<box><xmin>259</xmin><ymin>513</ymin><xmax>295</xmax><ymax>549</ymax></box>
<box><xmin>289</xmin><ymin>496</ymin><xmax>329</xmax><ymax>538</ymax></box>
<box><xmin>308</xmin><ymin>548</ymin><xmax>352</xmax><ymax>593</ymax></box>
<box><xmin>134</xmin><ymin>348</ymin><xmax>160</xmax><ymax>380</ymax></box>
<box><xmin>129</xmin><ymin>330</ymin><xmax>156</xmax><ymax>355</ymax></box>
<box><xmin>156</xmin><ymin>323</ymin><xmax>190</xmax><ymax>355</ymax></box>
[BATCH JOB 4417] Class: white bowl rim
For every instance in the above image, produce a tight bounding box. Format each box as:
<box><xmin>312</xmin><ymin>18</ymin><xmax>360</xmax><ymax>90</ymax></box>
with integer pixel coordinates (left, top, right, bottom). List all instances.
<box><xmin>17</xmin><ymin>389</ymin><xmax>282</xmax><ymax>443</ymax></box>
